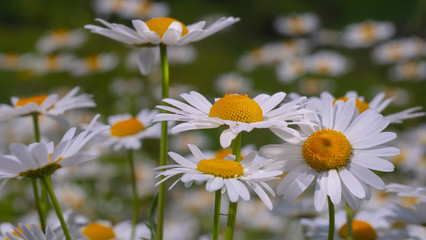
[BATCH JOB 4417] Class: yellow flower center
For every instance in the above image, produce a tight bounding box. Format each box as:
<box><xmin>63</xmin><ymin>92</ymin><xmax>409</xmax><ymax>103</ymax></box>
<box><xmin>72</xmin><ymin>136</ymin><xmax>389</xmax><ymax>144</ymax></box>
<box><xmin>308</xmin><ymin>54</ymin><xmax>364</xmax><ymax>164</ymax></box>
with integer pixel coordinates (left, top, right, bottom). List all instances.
<box><xmin>334</xmin><ymin>97</ymin><xmax>370</xmax><ymax>114</ymax></box>
<box><xmin>338</xmin><ymin>220</ymin><xmax>377</xmax><ymax>240</ymax></box>
<box><xmin>145</xmin><ymin>17</ymin><xmax>189</xmax><ymax>38</ymax></box>
<box><xmin>45</xmin><ymin>55</ymin><xmax>60</xmax><ymax>70</ymax></box>
<box><xmin>81</xmin><ymin>223</ymin><xmax>116</xmax><ymax>240</ymax></box>
<box><xmin>86</xmin><ymin>55</ymin><xmax>99</xmax><ymax>70</ymax></box>
<box><xmin>215</xmin><ymin>149</ymin><xmax>245</xmax><ymax>160</ymax></box>
<box><xmin>289</xmin><ymin>16</ymin><xmax>304</xmax><ymax>34</ymax></box>
<box><xmin>361</xmin><ymin>23</ymin><xmax>376</xmax><ymax>41</ymax></box>
<box><xmin>196</xmin><ymin>159</ymin><xmax>244</xmax><ymax>178</ymax></box>
<box><xmin>15</xmin><ymin>94</ymin><xmax>48</xmax><ymax>107</ymax></box>
<box><xmin>52</xmin><ymin>28</ymin><xmax>70</xmax><ymax>44</ymax></box>
<box><xmin>209</xmin><ymin>93</ymin><xmax>264</xmax><ymax>123</ymax></box>
<box><xmin>302</xmin><ymin>129</ymin><xmax>352</xmax><ymax>172</ymax></box>
<box><xmin>4</xmin><ymin>53</ymin><xmax>19</xmax><ymax>68</ymax></box>
<box><xmin>111</xmin><ymin>117</ymin><xmax>145</xmax><ymax>137</ymax></box>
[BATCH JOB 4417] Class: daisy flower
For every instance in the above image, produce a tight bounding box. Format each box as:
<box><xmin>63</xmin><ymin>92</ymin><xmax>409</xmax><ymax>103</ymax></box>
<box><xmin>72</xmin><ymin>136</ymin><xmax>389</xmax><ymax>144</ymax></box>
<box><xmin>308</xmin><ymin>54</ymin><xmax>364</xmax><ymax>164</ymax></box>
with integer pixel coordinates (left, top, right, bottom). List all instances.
<box><xmin>312</xmin><ymin>91</ymin><xmax>425</xmax><ymax>124</ymax></box>
<box><xmin>372</xmin><ymin>37</ymin><xmax>425</xmax><ymax>64</ymax></box>
<box><xmin>0</xmin><ymin>86</ymin><xmax>95</xmax><ymax>123</ymax></box>
<box><xmin>276</xmin><ymin>57</ymin><xmax>307</xmax><ymax>83</ymax></box>
<box><xmin>35</xmin><ymin>28</ymin><xmax>87</xmax><ymax>54</ymax></box>
<box><xmin>29</xmin><ymin>54</ymin><xmax>75</xmax><ymax>74</ymax></box>
<box><xmin>301</xmin><ymin>209</ymin><xmax>409</xmax><ymax>240</ymax></box>
<box><xmin>0</xmin><ymin>115</ymin><xmax>109</xmax><ymax>180</ymax></box>
<box><xmin>305</xmin><ymin>50</ymin><xmax>350</xmax><ymax>76</ymax></box>
<box><xmin>69</xmin><ymin>53</ymin><xmax>119</xmax><ymax>76</ymax></box>
<box><xmin>96</xmin><ymin>109</ymin><xmax>160</xmax><ymax>151</ymax></box>
<box><xmin>260</xmin><ymin>95</ymin><xmax>398</xmax><ymax>210</ymax></box>
<box><xmin>0</xmin><ymin>52</ymin><xmax>33</xmax><ymax>71</ymax></box>
<box><xmin>385</xmin><ymin>183</ymin><xmax>426</xmax><ymax>201</ymax></box>
<box><xmin>214</xmin><ymin>72</ymin><xmax>253</xmax><ymax>95</ymax></box>
<box><xmin>386</xmin><ymin>201</ymin><xmax>426</xmax><ymax>240</ymax></box>
<box><xmin>342</xmin><ymin>20</ymin><xmax>395</xmax><ymax>48</ymax></box>
<box><xmin>274</xmin><ymin>13</ymin><xmax>320</xmax><ymax>36</ymax></box>
<box><xmin>154</xmin><ymin>91</ymin><xmax>308</xmax><ymax>148</ymax></box>
<box><xmin>154</xmin><ymin>144</ymin><xmax>282</xmax><ymax>210</ymax></box>
<box><xmin>85</xmin><ymin>16</ymin><xmax>239</xmax><ymax>74</ymax></box>
<box><xmin>78</xmin><ymin>221</ymin><xmax>151</xmax><ymax>240</ymax></box>
<box><xmin>389</xmin><ymin>60</ymin><xmax>426</xmax><ymax>81</ymax></box>
<box><xmin>3</xmin><ymin>224</ymin><xmax>59</xmax><ymax>240</ymax></box>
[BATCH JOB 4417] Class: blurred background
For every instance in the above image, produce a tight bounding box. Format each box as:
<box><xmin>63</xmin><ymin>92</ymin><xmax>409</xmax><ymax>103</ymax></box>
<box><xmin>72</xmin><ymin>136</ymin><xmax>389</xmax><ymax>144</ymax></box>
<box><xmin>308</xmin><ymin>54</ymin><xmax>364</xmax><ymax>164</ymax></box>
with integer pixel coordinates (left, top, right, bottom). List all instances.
<box><xmin>0</xmin><ymin>0</ymin><xmax>425</xmax><ymax>239</ymax></box>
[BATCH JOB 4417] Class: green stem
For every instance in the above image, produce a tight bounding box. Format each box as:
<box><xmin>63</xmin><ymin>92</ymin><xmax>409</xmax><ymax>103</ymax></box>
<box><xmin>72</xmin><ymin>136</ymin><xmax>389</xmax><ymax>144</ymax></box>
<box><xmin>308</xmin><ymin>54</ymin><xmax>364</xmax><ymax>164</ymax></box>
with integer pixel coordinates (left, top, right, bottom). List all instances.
<box><xmin>212</xmin><ymin>190</ymin><xmax>222</xmax><ymax>240</ymax></box>
<box><xmin>156</xmin><ymin>44</ymin><xmax>169</xmax><ymax>240</ymax></box>
<box><xmin>31</xmin><ymin>179</ymin><xmax>46</xmax><ymax>232</ymax></box>
<box><xmin>31</xmin><ymin>113</ymin><xmax>40</xmax><ymax>142</ymax></box>
<box><xmin>346</xmin><ymin>203</ymin><xmax>354</xmax><ymax>240</ymax></box>
<box><xmin>41</xmin><ymin>175</ymin><xmax>71</xmax><ymax>240</ymax></box>
<box><xmin>128</xmin><ymin>149</ymin><xmax>138</xmax><ymax>240</ymax></box>
<box><xmin>225</xmin><ymin>133</ymin><xmax>242</xmax><ymax>240</ymax></box>
<box><xmin>327</xmin><ymin>196</ymin><xmax>335</xmax><ymax>240</ymax></box>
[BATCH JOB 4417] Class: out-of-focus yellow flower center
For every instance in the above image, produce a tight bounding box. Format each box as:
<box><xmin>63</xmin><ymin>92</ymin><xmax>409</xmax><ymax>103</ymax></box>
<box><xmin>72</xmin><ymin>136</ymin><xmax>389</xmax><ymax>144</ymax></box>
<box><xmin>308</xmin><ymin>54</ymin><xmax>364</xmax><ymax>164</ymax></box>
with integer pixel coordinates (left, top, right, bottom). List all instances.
<box><xmin>361</xmin><ymin>22</ymin><xmax>376</xmax><ymax>41</ymax></box>
<box><xmin>4</xmin><ymin>53</ymin><xmax>19</xmax><ymax>68</ymax></box>
<box><xmin>81</xmin><ymin>223</ymin><xmax>116</xmax><ymax>240</ymax></box>
<box><xmin>209</xmin><ymin>93</ymin><xmax>264</xmax><ymax>123</ymax></box>
<box><xmin>197</xmin><ymin>159</ymin><xmax>244</xmax><ymax>178</ymax></box>
<box><xmin>52</xmin><ymin>28</ymin><xmax>70</xmax><ymax>44</ymax></box>
<box><xmin>111</xmin><ymin>117</ymin><xmax>145</xmax><ymax>137</ymax></box>
<box><xmin>86</xmin><ymin>55</ymin><xmax>99</xmax><ymax>70</ymax></box>
<box><xmin>15</xmin><ymin>95</ymin><xmax>48</xmax><ymax>107</ymax></box>
<box><xmin>338</xmin><ymin>220</ymin><xmax>377</xmax><ymax>240</ymax></box>
<box><xmin>45</xmin><ymin>55</ymin><xmax>60</xmax><ymax>70</ymax></box>
<box><xmin>288</xmin><ymin>16</ymin><xmax>304</xmax><ymax>34</ymax></box>
<box><xmin>145</xmin><ymin>17</ymin><xmax>189</xmax><ymax>38</ymax></box>
<box><xmin>215</xmin><ymin>149</ymin><xmax>245</xmax><ymax>160</ymax></box>
<box><xmin>333</xmin><ymin>97</ymin><xmax>370</xmax><ymax>114</ymax></box>
<box><xmin>302</xmin><ymin>129</ymin><xmax>351</xmax><ymax>172</ymax></box>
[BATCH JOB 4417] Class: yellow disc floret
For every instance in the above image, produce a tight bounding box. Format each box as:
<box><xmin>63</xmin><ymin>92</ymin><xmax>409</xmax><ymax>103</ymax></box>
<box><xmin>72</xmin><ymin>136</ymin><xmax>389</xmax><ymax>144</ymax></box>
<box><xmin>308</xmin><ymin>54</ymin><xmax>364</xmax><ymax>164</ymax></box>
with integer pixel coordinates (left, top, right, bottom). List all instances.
<box><xmin>111</xmin><ymin>118</ymin><xmax>145</xmax><ymax>137</ymax></box>
<box><xmin>197</xmin><ymin>159</ymin><xmax>244</xmax><ymax>178</ymax></box>
<box><xmin>15</xmin><ymin>95</ymin><xmax>48</xmax><ymax>107</ymax></box>
<box><xmin>302</xmin><ymin>129</ymin><xmax>352</xmax><ymax>172</ymax></box>
<box><xmin>145</xmin><ymin>17</ymin><xmax>189</xmax><ymax>38</ymax></box>
<box><xmin>338</xmin><ymin>220</ymin><xmax>377</xmax><ymax>240</ymax></box>
<box><xmin>333</xmin><ymin>97</ymin><xmax>370</xmax><ymax>114</ymax></box>
<box><xmin>81</xmin><ymin>223</ymin><xmax>116</xmax><ymax>240</ymax></box>
<box><xmin>209</xmin><ymin>93</ymin><xmax>264</xmax><ymax>123</ymax></box>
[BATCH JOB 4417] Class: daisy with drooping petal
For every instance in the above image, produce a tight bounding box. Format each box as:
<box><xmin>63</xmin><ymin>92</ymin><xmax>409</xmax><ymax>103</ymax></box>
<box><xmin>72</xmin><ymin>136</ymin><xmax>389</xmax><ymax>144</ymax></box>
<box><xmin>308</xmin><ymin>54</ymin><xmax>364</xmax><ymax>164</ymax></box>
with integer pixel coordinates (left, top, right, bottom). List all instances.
<box><xmin>155</xmin><ymin>144</ymin><xmax>282</xmax><ymax>210</ymax></box>
<box><xmin>154</xmin><ymin>91</ymin><xmax>308</xmax><ymax>148</ymax></box>
<box><xmin>96</xmin><ymin>109</ymin><xmax>160</xmax><ymax>151</ymax></box>
<box><xmin>301</xmin><ymin>209</ymin><xmax>409</xmax><ymax>240</ymax></box>
<box><xmin>311</xmin><ymin>91</ymin><xmax>425</xmax><ymax>124</ymax></box>
<box><xmin>0</xmin><ymin>86</ymin><xmax>96</xmax><ymax>123</ymax></box>
<box><xmin>260</xmin><ymin>95</ymin><xmax>398</xmax><ymax>211</ymax></box>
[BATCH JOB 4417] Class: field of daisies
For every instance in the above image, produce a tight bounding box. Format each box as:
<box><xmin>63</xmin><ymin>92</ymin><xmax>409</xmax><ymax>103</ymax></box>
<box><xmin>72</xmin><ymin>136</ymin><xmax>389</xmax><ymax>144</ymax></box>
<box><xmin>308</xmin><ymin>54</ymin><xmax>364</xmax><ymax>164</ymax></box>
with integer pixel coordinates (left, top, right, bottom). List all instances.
<box><xmin>0</xmin><ymin>0</ymin><xmax>425</xmax><ymax>239</ymax></box>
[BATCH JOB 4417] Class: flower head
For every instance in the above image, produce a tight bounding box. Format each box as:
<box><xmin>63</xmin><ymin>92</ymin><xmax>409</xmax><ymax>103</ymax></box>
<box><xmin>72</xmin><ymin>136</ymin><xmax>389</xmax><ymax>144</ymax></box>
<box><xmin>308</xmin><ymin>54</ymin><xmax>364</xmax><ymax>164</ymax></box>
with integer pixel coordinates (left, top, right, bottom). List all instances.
<box><xmin>2</xmin><ymin>224</ymin><xmax>59</xmax><ymax>240</ymax></box>
<box><xmin>342</xmin><ymin>20</ymin><xmax>395</xmax><ymax>48</ymax></box>
<box><xmin>154</xmin><ymin>144</ymin><xmax>282</xmax><ymax>210</ymax></box>
<box><xmin>0</xmin><ymin>86</ymin><xmax>96</xmax><ymax>123</ymax></box>
<box><xmin>0</xmin><ymin>115</ymin><xmax>109</xmax><ymax>180</ymax></box>
<box><xmin>154</xmin><ymin>91</ymin><xmax>308</xmax><ymax>148</ymax></box>
<box><xmin>261</xmin><ymin>95</ymin><xmax>398</xmax><ymax>210</ymax></box>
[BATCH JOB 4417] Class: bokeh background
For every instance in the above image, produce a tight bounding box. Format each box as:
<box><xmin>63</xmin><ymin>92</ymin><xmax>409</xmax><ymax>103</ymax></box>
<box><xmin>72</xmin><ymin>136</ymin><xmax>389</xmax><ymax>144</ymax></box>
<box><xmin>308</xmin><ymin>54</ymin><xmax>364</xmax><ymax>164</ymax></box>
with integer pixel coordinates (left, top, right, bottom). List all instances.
<box><xmin>0</xmin><ymin>0</ymin><xmax>425</xmax><ymax>239</ymax></box>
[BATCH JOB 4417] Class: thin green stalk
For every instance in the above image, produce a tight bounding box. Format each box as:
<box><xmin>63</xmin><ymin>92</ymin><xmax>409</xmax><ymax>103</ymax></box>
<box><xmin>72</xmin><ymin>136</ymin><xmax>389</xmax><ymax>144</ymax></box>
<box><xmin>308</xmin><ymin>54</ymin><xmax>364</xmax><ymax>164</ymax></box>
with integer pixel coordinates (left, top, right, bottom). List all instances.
<box><xmin>212</xmin><ymin>190</ymin><xmax>222</xmax><ymax>240</ymax></box>
<box><xmin>31</xmin><ymin>179</ymin><xmax>46</xmax><ymax>232</ymax></box>
<box><xmin>327</xmin><ymin>196</ymin><xmax>335</xmax><ymax>240</ymax></box>
<box><xmin>225</xmin><ymin>133</ymin><xmax>242</xmax><ymax>240</ymax></box>
<box><xmin>31</xmin><ymin>113</ymin><xmax>40</xmax><ymax>142</ymax></box>
<box><xmin>41</xmin><ymin>175</ymin><xmax>71</xmax><ymax>240</ymax></box>
<box><xmin>346</xmin><ymin>203</ymin><xmax>354</xmax><ymax>240</ymax></box>
<box><xmin>156</xmin><ymin>44</ymin><xmax>169</xmax><ymax>240</ymax></box>
<box><xmin>128</xmin><ymin>149</ymin><xmax>138</xmax><ymax>240</ymax></box>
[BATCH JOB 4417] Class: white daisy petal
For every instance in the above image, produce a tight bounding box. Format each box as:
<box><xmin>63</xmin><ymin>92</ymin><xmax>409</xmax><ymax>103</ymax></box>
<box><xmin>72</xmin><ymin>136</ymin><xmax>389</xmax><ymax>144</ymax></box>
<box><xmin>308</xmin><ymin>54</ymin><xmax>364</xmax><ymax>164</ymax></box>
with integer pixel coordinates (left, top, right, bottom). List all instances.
<box><xmin>338</xmin><ymin>168</ymin><xmax>365</xmax><ymax>198</ymax></box>
<box><xmin>327</xmin><ymin>169</ymin><xmax>342</xmax><ymax>204</ymax></box>
<box><xmin>349</xmin><ymin>164</ymin><xmax>385</xmax><ymax>189</ymax></box>
<box><xmin>225</xmin><ymin>180</ymin><xmax>240</xmax><ymax>202</ymax></box>
<box><xmin>314</xmin><ymin>173</ymin><xmax>328</xmax><ymax>211</ymax></box>
<box><xmin>351</xmin><ymin>156</ymin><xmax>394</xmax><ymax>172</ymax></box>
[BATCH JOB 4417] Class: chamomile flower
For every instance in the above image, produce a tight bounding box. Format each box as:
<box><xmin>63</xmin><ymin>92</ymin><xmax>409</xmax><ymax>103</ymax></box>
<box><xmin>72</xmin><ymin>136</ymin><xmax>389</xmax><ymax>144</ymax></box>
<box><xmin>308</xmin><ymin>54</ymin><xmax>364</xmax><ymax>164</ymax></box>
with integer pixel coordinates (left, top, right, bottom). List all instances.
<box><xmin>386</xmin><ymin>202</ymin><xmax>426</xmax><ymax>240</ymax></box>
<box><xmin>3</xmin><ymin>224</ymin><xmax>59</xmax><ymax>240</ymax></box>
<box><xmin>274</xmin><ymin>13</ymin><xmax>320</xmax><ymax>36</ymax></box>
<box><xmin>69</xmin><ymin>53</ymin><xmax>119</xmax><ymax>76</ymax></box>
<box><xmin>214</xmin><ymin>72</ymin><xmax>253</xmax><ymax>95</ymax></box>
<box><xmin>390</xmin><ymin>60</ymin><xmax>426</xmax><ymax>81</ymax></box>
<box><xmin>36</xmin><ymin>28</ymin><xmax>87</xmax><ymax>53</ymax></box>
<box><xmin>120</xmin><ymin>0</ymin><xmax>170</xmax><ymax>20</ymax></box>
<box><xmin>385</xmin><ymin>183</ymin><xmax>426</xmax><ymax>200</ymax></box>
<box><xmin>372</xmin><ymin>37</ymin><xmax>425</xmax><ymax>64</ymax></box>
<box><xmin>154</xmin><ymin>91</ymin><xmax>308</xmax><ymax>148</ymax></box>
<box><xmin>305</xmin><ymin>50</ymin><xmax>350</xmax><ymax>76</ymax></box>
<box><xmin>260</xmin><ymin>96</ymin><xmax>398</xmax><ymax>211</ymax></box>
<box><xmin>97</xmin><ymin>109</ymin><xmax>160</xmax><ymax>151</ymax></box>
<box><xmin>342</xmin><ymin>20</ymin><xmax>395</xmax><ymax>48</ymax></box>
<box><xmin>29</xmin><ymin>54</ymin><xmax>75</xmax><ymax>74</ymax></box>
<box><xmin>313</xmin><ymin>91</ymin><xmax>425</xmax><ymax>124</ymax></box>
<box><xmin>0</xmin><ymin>115</ymin><xmax>109</xmax><ymax>180</ymax></box>
<box><xmin>0</xmin><ymin>52</ymin><xmax>33</xmax><ymax>71</ymax></box>
<box><xmin>154</xmin><ymin>144</ymin><xmax>282</xmax><ymax>210</ymax></box>
<box><xmin>276</xmin><ymin>57</ymin><xmax>307</xmax><ymax>83</ymax></box>
<box><xmin>78</xmin><ymin>221</ymin><xmax>151</xmax><ymax>240</ymax></box>
<box><xmin>301</xmin><ymin>209</ymin><xmax>408</xmax><ymax>240</ymax></box>
<box><xmin>0</xmin><ymin>86</ymin><xmax>96</xmax><ymax>123</ymax></box>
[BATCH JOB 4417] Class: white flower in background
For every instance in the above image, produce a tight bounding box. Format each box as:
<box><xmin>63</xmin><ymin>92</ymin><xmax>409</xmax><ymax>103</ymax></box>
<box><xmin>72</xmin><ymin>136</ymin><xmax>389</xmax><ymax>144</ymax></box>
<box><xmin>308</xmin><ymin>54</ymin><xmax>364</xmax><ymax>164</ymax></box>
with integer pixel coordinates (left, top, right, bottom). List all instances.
<box><xmin>301</xmin><ymin>209</ymin><xmax>408</xmax><ymax>240</ymax></box>
<box><xmin>0</xmin><ymin>86</ymin><xmax>96</xmax><ymax>123</ymax></box>
<box><xmin>214</xmin><ymin>72</ymin><xmax>252</xmax><ymax>95</ymax></box>
<box><xmin>120</xmin><ymin>0</ymin><xmax>170</xmax><ymax>19</ymax></box>
<box><xmin>370</xmin><ymin>86</ymin><xmax>410</xmax><ymax>106</ymax></box>
<box><xmin>386</xmin><ymin>202</ymin><xmax>426</xmax><ymax>240</ymax></box>
<box><xmin>306</xmin><ymin>50</ymin><xmax>350</xmax><ymax>76</ymax></box>
<box><xmin>372</xmin><ymin>37</ymin><xmax>425</xmax><ymax>64</ymax></box>
<box><xmin>169</xmin><ymin>131</ymin><xmax>210</xmax><ymax>154</ymax></box>
<box><xmin>2</xmin><ymin>224</ymin><xmax>59</xmax><ymax>240</ymax></box>
<box><xmin>154</xmin><ymin>91</ymin><xmax>308</xmax><ymax>148</ymax></box>
<box><xmin>0</xmin><ymin>115</ymin><xmax>109</xmax><ymax>180</ymax></box>
<box><xmin>55</xmin><ymin>184</ymin><xmax>87</xmax><ymax>210</ymax></box>
<box><xmin>70</xmin><ymin>53</ymin><xmax>119</xmax><ymax>76</ymax></box>
<box><xmin>0</xmin><ymin>52</ymin><xmax>33</xmax><ymax>71</ymax></box>
<box><xmin>276</xmin><ymin>57</ymin><xmax>306</xmax><ymax>83</ymax></box>
<box><xmin>297</xmin><ymin>77</ymin><xmax>336</xmax><ymax>96</ymax></box>
<box><xmin>154</xmin><ymin>144</ymin><xmax>282</xmax><ymax>209</ymax></box>
<box><xmin>97</xmin><ymin>109</ymin><xmax>160</xmax><ymax>151</ymax></box>
<box><xmin>385</xmin><ymin>183</ymin><xmax>426</xmax><ymax>201</ymax></box>
<box><xmin>78</xmin><ymin>221</ymin><xmax>151</xmax><ymax>240</ymax></box>
<box><xmin>36</xmin><ymin>28</ymin><xmax>87</xmax><ymax>53</ymax></box>
<box><xmin>238</xmin><ymin>39</ymin><xmax>310</xmax><ymax>72</ymax></box>
<box><xmin>274</xmin><ymin>13</ymin><xmax>320</xmax><ymax>36</ymax></box>
<box><xmin>109</xmin><ymin>77</ymin><xmax>144</xmax><ymax>97</ymax></box>
<box><xmin>85</xmin><ymin>16</ymin><xmax>239</xmax><ymax>74</ymax></box>
<box><xmin>312</xmin><ymin>91</ymin><xmax>425</xmax><ymax>124</ymax></box>
<box><xmin>261</xmin><ymin>96</ymin><xmax>398</xmax><ymax>210</ymax></box>
<box><xmin>389</xmin><ymin>60</ymin><xmax>426</xmax><ymax>81</ymax></box>
<box><xmin>153</xmin><ymin>84</ymin><xmax>195</xmax><ymax>101</ymax></box>
<box><xmin>28</xmin><ymin>54</ymin><xmax>75</xmax><ymax>74</ymax></box>
<box><xmin>342</xmin><ymin>20</ymin><xmax>395</xmax><ymax>48</ymax></box>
